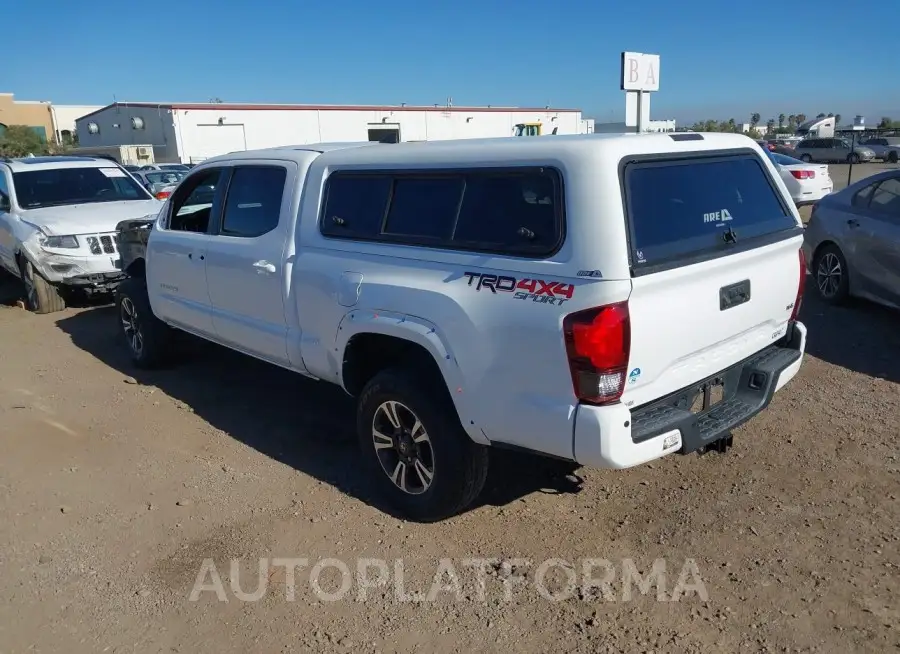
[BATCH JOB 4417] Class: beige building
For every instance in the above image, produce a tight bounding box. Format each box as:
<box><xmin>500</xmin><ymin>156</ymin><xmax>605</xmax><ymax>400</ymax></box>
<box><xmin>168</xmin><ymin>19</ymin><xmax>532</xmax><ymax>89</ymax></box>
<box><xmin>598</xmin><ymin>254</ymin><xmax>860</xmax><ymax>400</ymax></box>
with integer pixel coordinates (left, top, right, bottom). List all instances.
<box><xmin>0</xmin><ymin>93</ymin><xmax>55</xmax><ymax>142</ymax></box>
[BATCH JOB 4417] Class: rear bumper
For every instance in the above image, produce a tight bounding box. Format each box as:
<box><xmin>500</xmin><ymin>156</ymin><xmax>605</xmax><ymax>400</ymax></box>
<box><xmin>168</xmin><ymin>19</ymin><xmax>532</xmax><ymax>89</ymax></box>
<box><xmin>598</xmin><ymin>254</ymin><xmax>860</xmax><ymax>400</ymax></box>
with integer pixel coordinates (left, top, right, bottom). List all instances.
<box><xmin>795</xmin><ymin>187</ymin><xmax>832</xmax><ymax>207</ymax></box>
<box><xmin>573</xmin><ymin>321</ymin><xmax>807</xmax><ymax>469</ymax></box>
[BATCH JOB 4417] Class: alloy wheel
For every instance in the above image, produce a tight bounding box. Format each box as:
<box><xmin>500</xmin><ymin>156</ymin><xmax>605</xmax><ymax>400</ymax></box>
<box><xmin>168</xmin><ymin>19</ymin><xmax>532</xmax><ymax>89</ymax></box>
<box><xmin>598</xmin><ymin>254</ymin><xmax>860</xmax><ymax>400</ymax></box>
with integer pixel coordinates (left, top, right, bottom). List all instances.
<box><xmin>120</xmin><ymin>297</ymin><xmax>144</xmax><ymax>357</ymax></box>
<box><xmin>816</xmin><ymin>252</ymin><xmax>842</xmax><ymax>299</ymax></box>
<box><xmin>372</xmin><ymin>400</ymin><xmax>435</xmax><ymax>495</ymax></box>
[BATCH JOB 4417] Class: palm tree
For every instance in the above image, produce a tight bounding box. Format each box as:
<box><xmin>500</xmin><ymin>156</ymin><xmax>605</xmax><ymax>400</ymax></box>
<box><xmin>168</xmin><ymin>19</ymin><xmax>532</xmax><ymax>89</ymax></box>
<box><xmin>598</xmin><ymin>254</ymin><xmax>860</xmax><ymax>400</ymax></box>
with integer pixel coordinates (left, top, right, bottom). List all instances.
<box><xmin>788</xmin><ymin>114</ymin><xmax>796</xmax><ymax>130</ymax></box>
<box><xmin>796</xmin><ymin>113</ymin><xmax>807</xmax><ymax>126</ymax></box>
<box><xmin>778</xmin><ymin>113</ymin><xmax>786</xmax><ymax>129</ymax></box>
<box><xmin>727</xmin><ymin>118</ymin><xmax>736</xmax><ymax>132</ymax></box>
<box><xmin>835</xmin><ymin>113</ymin><xmax>842</xmax><ymax>126</ymax></box>
<box><xmin>816</xmin><ymin>113</ymin><xmax>826</xmax><ymax>120</ymax></box>
<box><xmin>751</xmin><ymin>112</ymin><xmax>761</xmax><ymax>127</ymax></box>
<box><xmin>766</xmin><ymin>118</ymin><xmax>776</xmax><ymax>134</ymax></box>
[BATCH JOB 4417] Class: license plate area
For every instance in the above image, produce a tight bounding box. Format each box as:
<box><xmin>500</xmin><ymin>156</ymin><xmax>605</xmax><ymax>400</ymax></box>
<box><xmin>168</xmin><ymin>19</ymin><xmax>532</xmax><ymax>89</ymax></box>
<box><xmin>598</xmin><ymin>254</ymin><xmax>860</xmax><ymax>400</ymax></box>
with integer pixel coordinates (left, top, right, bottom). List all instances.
<box><xmin>719</xmin><ymin>279</ymin><xmax>751</xmax><ymax>311</ymax></box>
<box><xmin>689</xmin><ymin>379</ymin><xmax>725</xmax><ymax>414</ymax></box>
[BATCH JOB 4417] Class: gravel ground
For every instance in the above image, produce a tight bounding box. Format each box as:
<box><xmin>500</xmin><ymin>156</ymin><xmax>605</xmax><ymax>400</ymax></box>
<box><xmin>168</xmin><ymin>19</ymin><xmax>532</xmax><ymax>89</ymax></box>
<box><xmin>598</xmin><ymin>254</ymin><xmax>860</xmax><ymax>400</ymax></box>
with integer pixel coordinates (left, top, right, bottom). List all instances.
<box><xmin>0</xmin><ymin>161</ymin><xmax>898</xmax><ymax>654</ymax></box>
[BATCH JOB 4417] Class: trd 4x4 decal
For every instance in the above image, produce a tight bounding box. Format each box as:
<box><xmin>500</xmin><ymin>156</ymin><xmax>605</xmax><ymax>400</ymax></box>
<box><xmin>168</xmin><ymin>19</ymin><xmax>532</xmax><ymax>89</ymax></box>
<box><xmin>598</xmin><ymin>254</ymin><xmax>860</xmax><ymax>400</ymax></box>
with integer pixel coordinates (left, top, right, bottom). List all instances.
<box><xmin>463</xmin><ymin>272</ymin><xmax>575</xmax><ymax>306</ymax></box>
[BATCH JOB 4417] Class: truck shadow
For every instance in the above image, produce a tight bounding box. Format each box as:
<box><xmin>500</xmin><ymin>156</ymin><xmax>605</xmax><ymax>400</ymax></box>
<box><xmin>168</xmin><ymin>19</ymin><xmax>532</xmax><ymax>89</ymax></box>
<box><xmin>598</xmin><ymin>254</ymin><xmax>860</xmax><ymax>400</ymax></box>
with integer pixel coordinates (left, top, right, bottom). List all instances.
<box><xmin>54</xmin><ymin>307</ymin><xmax>582</xmax><ymax>520</ymax></box>
<box><xmin>798</xmin><ymin>287</ymin><xmax>900</xmax><ymax>384</ymax></box>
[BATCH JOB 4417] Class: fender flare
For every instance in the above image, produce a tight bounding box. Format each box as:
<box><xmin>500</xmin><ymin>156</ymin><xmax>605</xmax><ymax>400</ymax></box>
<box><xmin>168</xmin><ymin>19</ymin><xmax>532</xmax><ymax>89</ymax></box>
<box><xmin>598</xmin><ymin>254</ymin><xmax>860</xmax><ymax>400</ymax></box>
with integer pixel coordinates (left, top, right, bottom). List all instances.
<box><xmin>334</xmin><ymin>309</ymin><xmax>489</xmax><ymax>445</ymax></box>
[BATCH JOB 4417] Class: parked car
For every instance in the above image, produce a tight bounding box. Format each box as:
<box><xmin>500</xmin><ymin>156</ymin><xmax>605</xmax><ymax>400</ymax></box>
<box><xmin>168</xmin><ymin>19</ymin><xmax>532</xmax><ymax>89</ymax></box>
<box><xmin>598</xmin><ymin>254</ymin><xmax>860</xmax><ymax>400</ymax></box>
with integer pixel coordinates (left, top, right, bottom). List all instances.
<box><xmin>0</xmin><ymin>156</ymin><xmax>163</xmax><ymax>313</ymax></box>
<box><xmin>860</xmin><ymin>137</ymin><xmax>900</xmax><ymax>163</ymax></box>
<box><xmin>764</xmin><ymin>150</ymin><xmax>833</xmax><ymax>206</ymax></box>
<box><xmin>803</xmin><ymin>169</ymin><xmax>900</xmax><ymax>309</ymax></box>
<box><xmin>131</xmin><ymin>170</ymin><xmax>188</xmax><ymax>199</ymax></box>
<box><xmin>794</xmin><ymin>138</ymin><xmax>876</xmax><ymax>164</ymax></box>
<box><xmin>122</xmin><ymin>164</ymin><xmax>142</xmax><ymax>173</ymax></box>
<box><xmin>113</xmin><ymin>134</ymin><xmax>807</xmax><ymax>521</ymax></box>
<box><xmin>138</xmin><ymin>163</ymin><xmax>191</xmax><ymax>172</ymax></box>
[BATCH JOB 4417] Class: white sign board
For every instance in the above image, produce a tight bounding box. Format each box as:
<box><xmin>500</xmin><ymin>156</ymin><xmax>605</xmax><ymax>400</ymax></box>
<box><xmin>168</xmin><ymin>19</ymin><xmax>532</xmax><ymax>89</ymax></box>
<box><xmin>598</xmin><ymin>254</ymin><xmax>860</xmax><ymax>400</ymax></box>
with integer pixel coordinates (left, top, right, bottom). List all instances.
<box><xmin>621</xmin><ymin>52</ymin><xmax>660</xmax><ymax>92</ymax></box>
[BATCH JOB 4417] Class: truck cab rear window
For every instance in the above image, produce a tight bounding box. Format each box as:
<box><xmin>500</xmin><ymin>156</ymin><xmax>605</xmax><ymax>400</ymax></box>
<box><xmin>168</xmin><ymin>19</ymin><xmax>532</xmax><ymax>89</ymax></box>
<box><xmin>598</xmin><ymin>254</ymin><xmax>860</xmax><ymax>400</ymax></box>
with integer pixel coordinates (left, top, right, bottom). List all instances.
<box><xmin>623</xmin><ymin>154</ymin><xmax>795</xmax><ymax>268</ymax></box>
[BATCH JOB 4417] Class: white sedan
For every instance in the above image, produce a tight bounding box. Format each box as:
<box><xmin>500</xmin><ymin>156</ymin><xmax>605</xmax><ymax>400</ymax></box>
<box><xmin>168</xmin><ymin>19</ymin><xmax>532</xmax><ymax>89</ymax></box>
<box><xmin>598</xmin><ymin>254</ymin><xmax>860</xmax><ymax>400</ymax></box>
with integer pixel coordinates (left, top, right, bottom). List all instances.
<box><xmin>766</xmin><ymin>150</ymin><xmax>833</xmax><ymax>207</ymax></box>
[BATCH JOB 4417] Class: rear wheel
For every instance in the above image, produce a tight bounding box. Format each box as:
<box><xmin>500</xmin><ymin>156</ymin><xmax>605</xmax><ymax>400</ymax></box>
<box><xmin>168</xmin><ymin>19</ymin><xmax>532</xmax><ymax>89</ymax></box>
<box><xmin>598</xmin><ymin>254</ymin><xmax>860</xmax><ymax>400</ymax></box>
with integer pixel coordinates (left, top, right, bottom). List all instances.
<box><xmin>357</xmin><ymin>367</ymin><xmax>489</xmax><ymax>522</ymax></box>
<box><xmin>813</xmin><ymin>244</ymin><xmax>850</xmax><ymax>304</ymax></box>
<box><xmin>847</xmin><ymin>153</ymin><xmax>860</xmax><ymax>164</ymax></box>
<box><xmin>800</xmin><ymin>153</ymin><xmax>812</xmax><ymax>163</ymax></box>
<box><xmin>115</xmin><ymin>277</ymin><xmax>172</xmax><ymax>368</ymax></box>
<box><xmin>18</xmin><ymin>258</ymin><xmax>65</xmax><ymax>314</ymax></box>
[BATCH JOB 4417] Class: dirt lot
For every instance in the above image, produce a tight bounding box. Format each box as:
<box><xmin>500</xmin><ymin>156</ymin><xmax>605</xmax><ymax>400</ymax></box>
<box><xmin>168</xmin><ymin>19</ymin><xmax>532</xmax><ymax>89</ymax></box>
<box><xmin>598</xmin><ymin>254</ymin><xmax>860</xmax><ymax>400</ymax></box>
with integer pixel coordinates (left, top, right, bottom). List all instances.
<box><xmin>1</xmin><ymin>163</ymin><xmax>898</xmax><ymax>654</ymax></box>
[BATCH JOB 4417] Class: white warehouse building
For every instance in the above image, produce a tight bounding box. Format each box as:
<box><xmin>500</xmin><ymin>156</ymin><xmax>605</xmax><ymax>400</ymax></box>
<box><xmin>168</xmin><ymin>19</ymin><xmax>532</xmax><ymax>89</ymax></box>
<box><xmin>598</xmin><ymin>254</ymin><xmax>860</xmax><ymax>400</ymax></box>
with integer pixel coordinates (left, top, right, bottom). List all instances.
<box><xmin>75</xmin><ymin>102</ymin><xmax>593</xmax><ymax>164</ymax></box>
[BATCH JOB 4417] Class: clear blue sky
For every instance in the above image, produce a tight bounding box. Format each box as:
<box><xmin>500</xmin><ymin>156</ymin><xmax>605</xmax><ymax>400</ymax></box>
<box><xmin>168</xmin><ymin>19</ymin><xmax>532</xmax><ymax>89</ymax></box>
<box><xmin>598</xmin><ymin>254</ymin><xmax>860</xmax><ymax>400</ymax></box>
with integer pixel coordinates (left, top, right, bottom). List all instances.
<box><xmin>7</xmin><ymin>0</ymin><xmax>899</xmax><ymax>125</ymax></box>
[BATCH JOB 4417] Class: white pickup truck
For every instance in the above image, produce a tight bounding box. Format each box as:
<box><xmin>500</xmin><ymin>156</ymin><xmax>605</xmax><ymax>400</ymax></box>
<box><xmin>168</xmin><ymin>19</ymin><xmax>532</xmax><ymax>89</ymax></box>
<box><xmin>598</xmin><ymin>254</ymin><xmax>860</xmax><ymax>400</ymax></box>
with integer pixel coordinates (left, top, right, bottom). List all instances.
<box><xmin>114</xmin><ymin>134</ymin><xmax>807</xmax><ymax>522</ymax></box>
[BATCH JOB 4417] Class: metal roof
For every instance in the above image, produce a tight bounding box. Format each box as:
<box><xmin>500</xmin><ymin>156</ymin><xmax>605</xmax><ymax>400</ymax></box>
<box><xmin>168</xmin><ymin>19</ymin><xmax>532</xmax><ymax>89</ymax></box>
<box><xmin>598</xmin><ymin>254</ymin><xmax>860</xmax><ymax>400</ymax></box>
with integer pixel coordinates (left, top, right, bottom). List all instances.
<box><xmin>76</xmin><ymin>102</ymin><xmax>582</xmax><ymax>121</ymax></box>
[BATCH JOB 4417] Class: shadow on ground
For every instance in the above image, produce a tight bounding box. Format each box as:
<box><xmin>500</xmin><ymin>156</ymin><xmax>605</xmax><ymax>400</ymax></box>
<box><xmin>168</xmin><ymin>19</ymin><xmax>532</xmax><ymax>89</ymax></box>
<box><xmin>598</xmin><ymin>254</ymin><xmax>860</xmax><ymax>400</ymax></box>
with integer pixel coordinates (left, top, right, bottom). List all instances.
<box><xmin>54</xmin><ymin>307</ymin><xmax>582</xmax><ymax>519</ymax></box>
<box><xmin>798</xmin><ymin>285</ymin><xmax>900</xmax><ymax>384</ymax></box>
<box><xmin>49</xmin><ymin>281</ymin><xmax>899</xmax><ymax>518</ymax></box>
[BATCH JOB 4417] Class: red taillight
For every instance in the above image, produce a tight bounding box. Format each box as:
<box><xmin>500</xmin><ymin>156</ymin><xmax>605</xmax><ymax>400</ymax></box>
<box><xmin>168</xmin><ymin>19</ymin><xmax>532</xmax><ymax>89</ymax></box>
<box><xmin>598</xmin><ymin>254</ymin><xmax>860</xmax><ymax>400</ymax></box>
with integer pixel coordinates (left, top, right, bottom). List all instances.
<box><xmin>563</xmin><ymin>302</ymin><xmax>631</xmax><ymax>405</ymax></box>
<box><xmin>790</xmin><ymin>170</ymin><xmax>815</xmax><ymax>180</ymax></box>
<box><xmin>791</xmin><ymin>249</ymin><xmax>806</xmax><ymax>321</ymax></box>
<box><xmin>155</xmin><ymin>190</ymin><xmax>171</xmax><ymax>200</ymax></box>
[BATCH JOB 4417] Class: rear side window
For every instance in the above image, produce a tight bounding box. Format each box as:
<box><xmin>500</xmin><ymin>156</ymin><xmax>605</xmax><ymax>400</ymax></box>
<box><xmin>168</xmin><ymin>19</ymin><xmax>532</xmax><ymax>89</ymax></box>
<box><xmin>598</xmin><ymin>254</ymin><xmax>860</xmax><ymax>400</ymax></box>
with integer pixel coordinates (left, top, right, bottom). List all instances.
<box><xmin>220</xmin><ymin>166</ymin><xmax>287</xmax><ymax>238</ymax></box>
<box><xmin>623</xmin><ymin>153</ymin><xmax>796</xmax><ymax>269</ymax></box>
<box><xmin>320</xmin><ymin>168</ymin><xmax>562</xmax><ymax>256</ymax></box>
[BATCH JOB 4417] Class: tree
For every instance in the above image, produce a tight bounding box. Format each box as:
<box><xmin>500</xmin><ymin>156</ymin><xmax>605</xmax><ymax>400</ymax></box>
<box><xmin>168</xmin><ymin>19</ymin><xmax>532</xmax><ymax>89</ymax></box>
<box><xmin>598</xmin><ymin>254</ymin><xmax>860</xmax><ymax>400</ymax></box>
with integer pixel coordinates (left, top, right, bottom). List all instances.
<box><xmin>835</xmin><ymin>114</ymin><xmax>842</xmax><ymax>126</ymax></box>
<box><xmin>0</xmin><ymin>125</ymin><xmax>50</xmax><ymax>158</ymax></box>
<box><xmin>778</xmin><ymin>113</ymin><xmax>786</xmax><ymax>128</ymax></box>
<box><xmin>727</xmin><ymin>118</ymin><xmax>736</xmax><ymax>132</ymax></box>
<box><xmin>879</xmin><ymin>117</ymin><xmax>893</xmax><ymax>128</ymax></box>
<box><xmin>766</xmin><ymin>118</ymin><xmax>776</xmax><ymax>134</ymax></box>
<box><xmin>796</xmin><ymin>113</ymin><xmax>807</xmax><ymax>126</ymax></box>
<box><xmin>751</xmin><ymin>112</ymin><xmax>761</xmax><ymax>128</ymax></box>
<box><xmin>787</xmin><ymin>114</ymin><xmax>796</xmax><ymax>129</ymax></box>
<box><xmin>816</xmin><ymin>113</ymin><xmax>826</xmax><ymax>120</ymax></box>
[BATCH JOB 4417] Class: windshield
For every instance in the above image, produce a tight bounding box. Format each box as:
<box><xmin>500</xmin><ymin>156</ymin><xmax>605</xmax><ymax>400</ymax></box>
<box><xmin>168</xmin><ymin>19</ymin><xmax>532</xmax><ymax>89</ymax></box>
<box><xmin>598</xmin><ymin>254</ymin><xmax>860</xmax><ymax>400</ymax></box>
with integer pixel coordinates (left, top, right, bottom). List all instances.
<box><xmin>766</xmin><ymin>151</ymin><xmax>805</xmax><ymax>166</ymax></box>
<box><xmin>13</xmin><ymin>166</ymin><xmax>153</xmax><ymax>208</ymax></box>
<box><xmin>145</xmin><ymin>171</ymin><xmax>186</xmax><ymax>186</ymax></box>
<box><xmin>159</xmin><ymin>164</ymin><xmax>189</xmax><ymax>171</ymax></box>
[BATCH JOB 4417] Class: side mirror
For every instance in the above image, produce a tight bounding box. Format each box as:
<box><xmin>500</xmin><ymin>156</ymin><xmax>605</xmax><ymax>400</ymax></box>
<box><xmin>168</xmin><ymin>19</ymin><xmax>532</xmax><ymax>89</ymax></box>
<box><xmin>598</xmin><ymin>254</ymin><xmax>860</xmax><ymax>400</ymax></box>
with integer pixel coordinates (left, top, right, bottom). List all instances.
<box><xmin>0</xmin><ymin>194</ymin><xmax>10</xmax><ymax>212</ymax></box>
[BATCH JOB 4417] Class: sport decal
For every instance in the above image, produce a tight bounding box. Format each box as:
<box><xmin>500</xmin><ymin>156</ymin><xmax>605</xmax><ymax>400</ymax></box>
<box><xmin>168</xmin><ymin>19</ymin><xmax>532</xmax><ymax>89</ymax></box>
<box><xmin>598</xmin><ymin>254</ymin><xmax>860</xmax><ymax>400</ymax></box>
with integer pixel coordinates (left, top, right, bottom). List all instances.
<box><xmin>463</xmin><ymin>272</ymin><xmax>575</xmax><ymax>306</ymax></box>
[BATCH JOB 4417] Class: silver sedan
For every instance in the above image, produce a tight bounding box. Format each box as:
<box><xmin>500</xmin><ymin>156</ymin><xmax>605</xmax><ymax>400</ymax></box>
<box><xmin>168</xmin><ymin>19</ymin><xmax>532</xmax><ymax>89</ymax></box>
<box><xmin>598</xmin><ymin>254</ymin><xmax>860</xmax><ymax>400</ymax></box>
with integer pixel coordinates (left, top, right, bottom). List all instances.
<box><xmin>803</xmin><ymin>169</ymin><xmax>900</xmax><ymax>310</ymax></box>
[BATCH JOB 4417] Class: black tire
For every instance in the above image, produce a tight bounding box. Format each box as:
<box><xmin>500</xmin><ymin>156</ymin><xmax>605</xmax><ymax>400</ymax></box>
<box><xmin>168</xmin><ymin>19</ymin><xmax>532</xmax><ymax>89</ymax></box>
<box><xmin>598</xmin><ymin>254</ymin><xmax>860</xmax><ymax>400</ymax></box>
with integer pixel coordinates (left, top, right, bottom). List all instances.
<box><xmin>888</xmin><ymin>151</ymin><xmax>899</xmax><ymax>164</ymax></box>
<box><xmin>800</xmin><ymin>153</ymin><xmax>812</xmax><ymax>163</ymax></box>
<box><xmin>19</xmin><ymin>258</ymin><xmax>65</xmax><ymax>314</ymax></box>
<box><xmin>357</xmin><ymin>367</ymin><xmax>489</xmax><ymax>522</ymax></box>
<box><xmin>115</xmin><ymin>277</ymin><xmax>172</xmax><ymax>368</ymax></box>
<box><xmin>847</xmin><ymin>153</ymin><xmax>860</xmax><ymax>164</ymax></box>
<box><xmin>812</xmin><ymin>244</ymin><xmax>850</xmax><ymax>305</ymax></box>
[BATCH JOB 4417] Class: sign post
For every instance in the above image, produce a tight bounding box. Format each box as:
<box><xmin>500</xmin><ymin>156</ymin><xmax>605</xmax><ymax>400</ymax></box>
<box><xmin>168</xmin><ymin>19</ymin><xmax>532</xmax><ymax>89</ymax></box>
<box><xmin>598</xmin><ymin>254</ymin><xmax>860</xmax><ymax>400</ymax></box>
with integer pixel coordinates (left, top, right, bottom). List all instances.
<box><xmin>621</xmin><ymin>52</ymin><xmax>660</xmax><ymax>133</ymax></box>
<box><xmin>848</xmin><ymin>115</ymin><xmax>865</xmax><ymax>187</ymax></box>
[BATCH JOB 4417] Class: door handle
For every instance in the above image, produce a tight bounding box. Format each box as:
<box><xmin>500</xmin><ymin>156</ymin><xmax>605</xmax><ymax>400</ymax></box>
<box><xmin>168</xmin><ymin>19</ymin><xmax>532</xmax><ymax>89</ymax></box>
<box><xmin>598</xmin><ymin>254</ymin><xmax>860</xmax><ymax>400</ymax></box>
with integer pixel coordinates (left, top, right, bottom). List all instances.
<box><xmin>847</xmin><ymin>218</ymin><xmax>860</xmax><ymax>228</ymax></box>
<box><xmin>253</xmin><ymin>260</ymin><xmax>276</xmax><ymax>273</ymax></box>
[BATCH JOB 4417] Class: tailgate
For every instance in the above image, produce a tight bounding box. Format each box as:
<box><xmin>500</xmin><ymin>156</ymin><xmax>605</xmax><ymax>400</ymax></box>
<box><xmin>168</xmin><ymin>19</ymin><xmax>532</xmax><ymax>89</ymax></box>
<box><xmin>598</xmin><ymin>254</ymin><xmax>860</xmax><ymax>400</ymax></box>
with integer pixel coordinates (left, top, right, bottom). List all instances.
<box><xmin>620</xmin><ymin>150</ymin><xmax>803</xmax><ymax>406</ymax></box>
